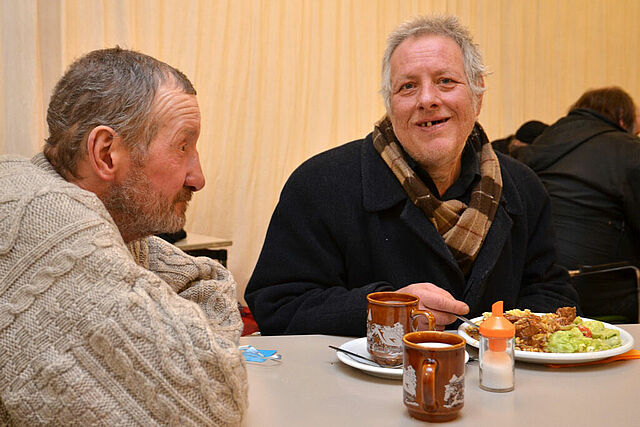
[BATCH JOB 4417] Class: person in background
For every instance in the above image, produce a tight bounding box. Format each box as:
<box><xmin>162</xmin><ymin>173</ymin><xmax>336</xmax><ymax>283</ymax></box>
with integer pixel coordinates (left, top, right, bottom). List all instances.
<box><xmin>0</xmin><ymin>47</ymin><xmax>247</xmax><ymax>425</ymax></box>
<box><xmin>514</xmin><ymin>87</ymin><xmax>640</xmax><ymax>321</ymax></box>
<box><xmin>245</xmin><ymin>16</ymin><xmax>578</xmax><ymax>336</ymax></box>
<box><xmin>492</xmin><ymin>120</ymin><xmax>548</xmax><ymax>156</ymax></box>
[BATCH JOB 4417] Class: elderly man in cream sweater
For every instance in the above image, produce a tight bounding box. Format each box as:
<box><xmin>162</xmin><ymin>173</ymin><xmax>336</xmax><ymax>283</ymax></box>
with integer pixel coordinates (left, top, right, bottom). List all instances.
<box><xmin>0</xmin><ymin>48</ymin><xmax>247</xmax><ymax>426</ymax></box>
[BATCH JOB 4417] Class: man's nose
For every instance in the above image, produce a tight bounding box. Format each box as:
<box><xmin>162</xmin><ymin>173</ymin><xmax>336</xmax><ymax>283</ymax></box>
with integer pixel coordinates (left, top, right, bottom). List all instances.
<box><xmin>185</xmin><ymin>151</ymin><xmax>205</xmax><ymax>191</ymax></box>
<box><xmin>416</xmin><ymin>83</ymin><xmax>440</xmax><ymax>109</ymax></box>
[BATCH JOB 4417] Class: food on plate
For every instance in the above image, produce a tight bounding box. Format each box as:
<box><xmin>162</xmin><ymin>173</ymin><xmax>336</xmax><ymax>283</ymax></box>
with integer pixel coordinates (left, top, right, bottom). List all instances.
<box><xmin>546</xmin><ymin>319</ymin><xmax>621</xmax><ymax>352</ymax></box>
<box><xmin>465</xmin><ymin>307</ymin><xmax>622</xmax><ymax>353</ymax></box>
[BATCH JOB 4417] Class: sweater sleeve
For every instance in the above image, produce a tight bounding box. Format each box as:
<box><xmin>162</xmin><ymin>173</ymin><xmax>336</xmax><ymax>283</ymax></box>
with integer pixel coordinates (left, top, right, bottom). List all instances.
<box><xmin>129</xmin><ymin>236</ymin><xmax>244</xmax><ymax>344</ymax></box>
<box><xmin>0</xmin><ymin>182</ymin><xmax>248</xmax><ymax>426</ymax></box>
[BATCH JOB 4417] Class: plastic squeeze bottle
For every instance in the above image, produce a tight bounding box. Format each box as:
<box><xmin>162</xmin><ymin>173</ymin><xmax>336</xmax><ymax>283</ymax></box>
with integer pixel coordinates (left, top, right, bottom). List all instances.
<box><xmin>479</xmin><ymin>301</ymin><xmax>515</xmax><ymax>392</ymax></box>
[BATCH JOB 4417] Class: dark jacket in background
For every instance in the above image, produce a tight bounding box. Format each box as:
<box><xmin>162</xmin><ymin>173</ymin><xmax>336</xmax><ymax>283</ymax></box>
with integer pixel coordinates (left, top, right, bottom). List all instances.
<box><xmin>514</xmin><ymin>108</ymin><xmax>640</xmax><ymax>269</ymax></box>
<box><xmin>491</xmin><ymin>135</ymin><xmax>513</xmax><ymax>155</ymax></box>
<box><xmin>245</xmin><ymin>133</ymin><xmax>578</xmax><ymax>336</ymax></box>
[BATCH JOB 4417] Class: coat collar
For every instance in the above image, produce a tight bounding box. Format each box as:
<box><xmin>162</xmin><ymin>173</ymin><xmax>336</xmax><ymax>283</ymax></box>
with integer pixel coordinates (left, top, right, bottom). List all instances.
<box><xmin>361</xmin><ymin>132</ymin><xmax>523</xmax><ymax>218</ymax></box>
<box><xmin>361</xmin><ymin>132</ymin><xmax>408</xmax><ymax>212</ymax></box>
<box><xmin>360</xmin><ymin>132</ymin><xmax>525</xmax><ymax>294</ymax></box>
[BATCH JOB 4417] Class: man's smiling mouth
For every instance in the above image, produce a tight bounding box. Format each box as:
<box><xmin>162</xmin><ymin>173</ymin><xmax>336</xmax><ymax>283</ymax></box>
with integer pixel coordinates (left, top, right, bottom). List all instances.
<box><xmin>419</xmin><ymin>118</ymin><xmax>449</xmax><ymax>127</ymax></box>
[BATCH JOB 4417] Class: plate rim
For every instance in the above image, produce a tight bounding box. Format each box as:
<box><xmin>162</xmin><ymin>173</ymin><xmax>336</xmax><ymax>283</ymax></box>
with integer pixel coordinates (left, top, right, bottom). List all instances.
<box><xmin>457</xmin><ymin>314</ymin><xmax>634</xmax><ymax>364</ymax></box>
<box><xmin>336</xmin><ymin>337</ymin><xmax>403</xmax><ymax>379</ymax></box>
<box><xmin>335</xmin><ymin>337</ymin><xmax>469</xmax><ymax>378</ymax></box>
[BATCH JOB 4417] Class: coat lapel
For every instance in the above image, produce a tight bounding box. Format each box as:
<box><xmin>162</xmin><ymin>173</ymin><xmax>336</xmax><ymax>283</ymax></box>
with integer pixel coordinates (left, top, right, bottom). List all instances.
<box><xmin>463</xmin><ymin>167</ymin><xmax>522</xmax><ymax>300</ymax></box>
<box><xmin>400</xmin><ymin>200</ymin><xmax>462</xmax><ymax>270</ymax></box>
<box><xmin>360</xmin><ymin>134</ymin><xmax>460</xmax><ymax>271</ymax></box>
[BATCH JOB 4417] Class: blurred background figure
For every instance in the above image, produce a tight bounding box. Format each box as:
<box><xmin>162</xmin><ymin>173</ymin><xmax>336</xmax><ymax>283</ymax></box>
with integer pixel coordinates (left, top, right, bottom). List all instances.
<box><xmin>515</xmin><ymin>86</ymin><xmax>640</xmax><ymax>323</ymax></box>
<box><xmin>491</xmin><ymin>120</ymin><xmax>548</xmax><ymax>156</ymax></box>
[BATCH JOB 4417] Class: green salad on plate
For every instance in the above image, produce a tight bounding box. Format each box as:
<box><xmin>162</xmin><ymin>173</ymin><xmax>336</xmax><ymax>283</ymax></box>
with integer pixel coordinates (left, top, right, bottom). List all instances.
<box><xmin>546</xmin><ymin>318</ymin><xmax>621</xmax><ymax>353</ymax></box>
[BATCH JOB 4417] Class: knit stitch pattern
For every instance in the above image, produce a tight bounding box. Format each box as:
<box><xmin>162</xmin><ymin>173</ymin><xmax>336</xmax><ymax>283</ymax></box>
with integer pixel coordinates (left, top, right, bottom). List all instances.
<box><xmin>0</xmin><ymin>154</ymin><xmax>247</xmax><ymax>426</ymax></box>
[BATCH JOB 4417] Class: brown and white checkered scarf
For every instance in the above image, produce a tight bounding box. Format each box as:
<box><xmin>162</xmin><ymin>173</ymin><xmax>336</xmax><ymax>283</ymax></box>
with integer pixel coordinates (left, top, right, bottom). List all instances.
<box><xmin>372</xmin><ymin>116</ymin><xmax>502</xmax><ymax>274</ymax></box>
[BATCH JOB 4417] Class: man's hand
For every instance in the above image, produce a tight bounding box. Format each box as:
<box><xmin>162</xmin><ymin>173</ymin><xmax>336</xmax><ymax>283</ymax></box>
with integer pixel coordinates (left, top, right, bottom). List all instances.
<box><xmin>396</xmin><ymin>282</ymin><xmax>469</xmax><ymax>330</ymax></box>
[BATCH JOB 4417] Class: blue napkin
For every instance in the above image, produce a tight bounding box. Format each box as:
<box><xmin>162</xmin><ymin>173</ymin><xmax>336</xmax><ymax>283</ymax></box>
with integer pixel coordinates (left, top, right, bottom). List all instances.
<box><xmin>239</xmin><ymin>345</ymin><xmax>281</xmax><ymax>363</ymax></box>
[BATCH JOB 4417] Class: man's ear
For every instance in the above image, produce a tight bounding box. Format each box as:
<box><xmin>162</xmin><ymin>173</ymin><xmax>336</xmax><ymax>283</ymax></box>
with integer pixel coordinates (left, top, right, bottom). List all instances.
<box><xmin>86</xmin><ymin>125</ymin><xmax>124</xmax><ymax>182</ymax></box>
<box><xmin>618</xmin><ymin>117</ymin><xmax>633</xmax><ymax>133</ymax></box>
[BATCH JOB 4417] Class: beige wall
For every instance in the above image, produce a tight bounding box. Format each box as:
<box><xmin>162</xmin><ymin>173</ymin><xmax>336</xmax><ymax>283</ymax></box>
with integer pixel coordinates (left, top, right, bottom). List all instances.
<box><xmin>2</xmin><ymin>0</ymin><xmax>640</xmax><ymax>304</ymax></box>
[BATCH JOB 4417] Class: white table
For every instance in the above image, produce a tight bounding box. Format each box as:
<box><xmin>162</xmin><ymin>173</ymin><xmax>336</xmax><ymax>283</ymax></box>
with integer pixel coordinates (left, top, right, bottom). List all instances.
<box><xmin>240</xmin><ymin>324</ymin><xmax>639</xmax><ymax>426</ymax></box>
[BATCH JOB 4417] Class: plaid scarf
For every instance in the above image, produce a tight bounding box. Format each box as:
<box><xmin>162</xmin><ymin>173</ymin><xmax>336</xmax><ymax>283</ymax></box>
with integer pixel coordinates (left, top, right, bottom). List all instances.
<box><xmin>372</xmin><ymin>116</ymin><xmax>502</xmax><ymax>274</ymax></box>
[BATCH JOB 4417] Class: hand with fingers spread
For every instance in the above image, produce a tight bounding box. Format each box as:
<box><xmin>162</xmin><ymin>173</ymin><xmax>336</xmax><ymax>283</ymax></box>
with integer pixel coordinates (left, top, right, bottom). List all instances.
<box><xmin>396</xmin><ymin>282</ymin><xmax>469</xmax><ymax>330</ymax></box>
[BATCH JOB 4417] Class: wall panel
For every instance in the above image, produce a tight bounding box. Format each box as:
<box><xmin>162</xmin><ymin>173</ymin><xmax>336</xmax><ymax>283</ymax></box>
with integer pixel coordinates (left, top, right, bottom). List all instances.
<box><xmin>2</xmin><ymin>0</ymin><xmax>639</xmax><ymax>303</ymax></box>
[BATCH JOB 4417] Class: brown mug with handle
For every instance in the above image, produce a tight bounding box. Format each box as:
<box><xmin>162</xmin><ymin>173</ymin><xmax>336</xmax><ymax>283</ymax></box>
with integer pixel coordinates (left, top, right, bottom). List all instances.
<box><xmin>402</xmin><ymin>331</ymin><xmax>466</xmax><ymax>422</ymax></box>
<box><xmin>366</xmin><ymin>292</ymin><xmax>436</xmax><ymax>367</ymax></box>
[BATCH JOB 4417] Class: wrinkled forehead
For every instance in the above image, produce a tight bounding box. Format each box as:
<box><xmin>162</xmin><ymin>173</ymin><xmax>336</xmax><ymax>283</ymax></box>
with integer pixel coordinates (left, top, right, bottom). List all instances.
<box><xmin>151</xmin><ymin>82</ymin><xmax>201</xmax><ymax>123</ymax></box>
<box><xmin>390</xmin><ymin>34</ymin><xmax>465</xmax><ymax>74</ymax></box>
<box><xmin>396</xmin><ymin>32</ymin><xmax>462</xmax><ymax>56</ymax></box>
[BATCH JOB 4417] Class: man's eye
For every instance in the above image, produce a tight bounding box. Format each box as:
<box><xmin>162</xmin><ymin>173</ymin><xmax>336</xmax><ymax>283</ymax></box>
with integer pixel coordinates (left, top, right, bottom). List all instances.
<box><xmin>401</xmin><ymin>83</ymin><xmax>415</xmax><ymax>90</ymax></box>
<box><xmin>440</xmin><ymin>78</ymin><xmax>454</xmax><ymax>85</ymax></box>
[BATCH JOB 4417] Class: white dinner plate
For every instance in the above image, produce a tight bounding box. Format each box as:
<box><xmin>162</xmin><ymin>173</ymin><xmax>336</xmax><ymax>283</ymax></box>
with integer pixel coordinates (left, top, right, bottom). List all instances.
<box><xmin>335</xmin><ymin>337</ymin><xmax>469</xmax><ymax>379</ymax></box>
<box><xmin>457</xmin><ymin>315</ymin><xmax>635</xmax><ymax>364</ymax></box>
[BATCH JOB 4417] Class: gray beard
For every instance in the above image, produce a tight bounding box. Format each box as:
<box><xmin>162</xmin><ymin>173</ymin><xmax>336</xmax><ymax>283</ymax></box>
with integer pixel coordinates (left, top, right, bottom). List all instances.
<box><xmin>102</xmin><ymin>165</ymin><xmax>191</xmax><ymax>241</ymax></box>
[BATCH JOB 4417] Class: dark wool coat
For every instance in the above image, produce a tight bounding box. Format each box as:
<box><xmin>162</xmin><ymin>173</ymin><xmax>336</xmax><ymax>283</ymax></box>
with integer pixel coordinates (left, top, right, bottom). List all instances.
<box><xmin>245</xmin><ymin>133</ymin><xmax>579</xmax><ymax>336</ymax></box>
<box><xmin>514</xmin><ymin>108</ymin><xmax>640</xmax><ymax>269</ymax></box>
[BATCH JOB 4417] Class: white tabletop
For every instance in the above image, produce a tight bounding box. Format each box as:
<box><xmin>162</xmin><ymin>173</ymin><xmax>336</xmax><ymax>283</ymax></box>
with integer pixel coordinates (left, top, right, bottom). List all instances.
<box><xmin>240</xmin><ymin>324</ymin><xmax>640</xmax><ymax>426</ymax></box>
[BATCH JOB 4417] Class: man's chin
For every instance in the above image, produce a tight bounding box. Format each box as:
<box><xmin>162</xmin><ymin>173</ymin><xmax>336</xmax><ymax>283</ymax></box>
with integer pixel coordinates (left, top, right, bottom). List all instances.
<box><xmin>143</xmin><ymin>213</ymin><xmax>186</xmax><ymax>237</ymax></box>
<box><xmin>162</xmin><ymin>216</ymin><xmax>186</xmax><ymax>234</ymax></box>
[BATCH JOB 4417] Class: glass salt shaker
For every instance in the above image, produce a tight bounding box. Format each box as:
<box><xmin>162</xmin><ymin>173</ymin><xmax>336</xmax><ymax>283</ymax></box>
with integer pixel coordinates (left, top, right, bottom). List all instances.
<box><xmin>479</xmin><ymin>301</ymin><xmax>515</xmax><ymax>392</ymax></box>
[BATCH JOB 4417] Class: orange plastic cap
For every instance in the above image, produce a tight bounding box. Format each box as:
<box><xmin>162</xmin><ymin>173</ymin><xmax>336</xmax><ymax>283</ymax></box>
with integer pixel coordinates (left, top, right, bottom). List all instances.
<box><xmin>479</xmin><ymin>301</ymin><xmax>515</xmax><ymax>338</ymax></box>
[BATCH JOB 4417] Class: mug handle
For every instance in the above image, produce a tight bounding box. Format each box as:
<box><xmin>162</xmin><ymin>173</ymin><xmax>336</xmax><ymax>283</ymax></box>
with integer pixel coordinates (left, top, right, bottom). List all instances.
<box><xmin>417</xmin><ymin>359</ymin><xmax>437</xmax><ymax>412</ymax></box>
<box><xmin>410</xmin><ymin>309</ymin><xmax>436</xmax><ymax>331</ymax></box>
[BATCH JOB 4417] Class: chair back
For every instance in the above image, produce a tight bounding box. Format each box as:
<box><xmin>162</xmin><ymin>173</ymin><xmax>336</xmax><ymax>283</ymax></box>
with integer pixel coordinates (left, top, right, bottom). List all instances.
<box><xmin>568</xmin><ymin>262</ymin><xmax>639</xmax><ymax>324</ymax></box>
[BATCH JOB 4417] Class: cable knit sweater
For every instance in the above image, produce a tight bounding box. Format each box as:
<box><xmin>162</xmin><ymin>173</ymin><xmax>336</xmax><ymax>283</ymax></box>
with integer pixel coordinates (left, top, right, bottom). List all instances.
<box><xmin>0</xmin><ymin>154</ymin><xmax>248</xmax><ymax>426</ymax></box>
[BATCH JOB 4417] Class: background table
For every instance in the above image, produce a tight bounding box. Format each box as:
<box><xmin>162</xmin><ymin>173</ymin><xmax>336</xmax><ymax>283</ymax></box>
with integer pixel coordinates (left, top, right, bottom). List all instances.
<box><xmin>240</xmin><ymin>325</ymin><xmax>639</xmax><ymax>426</ymax></box>
<box><xmin>174</xmin><ymin>233</ymin><xmax>232</xmax><ymax>266</ymax></box>
<box><xmin>173</xmin><ymin>232</ymin><xmax>232</xmax><ymax>251</ymax></box>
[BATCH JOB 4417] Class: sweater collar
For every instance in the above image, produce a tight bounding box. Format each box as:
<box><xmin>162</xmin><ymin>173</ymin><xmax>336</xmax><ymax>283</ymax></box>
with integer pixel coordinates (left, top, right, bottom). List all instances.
<box><xmin>31</xmin><ymin>152</ymin><xmax>63</xmax><ymax>179</ymax></box>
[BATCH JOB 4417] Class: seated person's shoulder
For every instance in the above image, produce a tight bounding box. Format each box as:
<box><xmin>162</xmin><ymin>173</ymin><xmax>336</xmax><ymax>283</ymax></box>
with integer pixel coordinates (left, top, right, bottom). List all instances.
<box><xmin>285</xmin><ymin>138</ymin><xmax>366</xmax><ymax>193</ymax></box>
<box><xmin>2</xmin><ymin>155</ymin><xmax>82</xmax><ymax>196</ymax></box>
<box><xmin>616</xmin><ymin>132</ymin><xmax>640</xmax><ymax>158</ymax></box>
<box><xmin>0</xmin><ymin>155</ymin><xmax>40</xmax><ymax>182</ymax></box>
<box><xmin>496</xmin><ymin>149</ymin><xmax>541</xmax><ymax>182</ymax></box>
<box><xmin>495</xmin><ymin>150</ymin><xmax>549</xmax><ymax>204</ymax></box>
<box><xmin>1</xmin><ymin>155</ymin><xmax>118</xmax><ymax>247</ymax></box>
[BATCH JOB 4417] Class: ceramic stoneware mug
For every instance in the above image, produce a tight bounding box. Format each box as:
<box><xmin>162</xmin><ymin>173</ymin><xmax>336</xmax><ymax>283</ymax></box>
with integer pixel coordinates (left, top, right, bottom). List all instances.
<box><xmin>402</xmin><ymin>331</ymin><xmax>466</xmax><ymax>422</ymax></box>
<box><xmin>366</xmin><ymin>292</ymin><xmax>436</xmax><ymax>367</ymax></box>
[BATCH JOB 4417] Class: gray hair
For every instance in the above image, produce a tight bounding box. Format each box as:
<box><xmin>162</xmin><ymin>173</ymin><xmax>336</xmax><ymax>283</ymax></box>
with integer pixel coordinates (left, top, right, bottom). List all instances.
<box><xmin>380</xmin><ymin>15</ymin><xmax>486</xmax><ymax>113</ymax></box>
<box><xmin>44</xmin><ymin>46</ymin><xmax>196</xmax><ymax>178</ymax></box>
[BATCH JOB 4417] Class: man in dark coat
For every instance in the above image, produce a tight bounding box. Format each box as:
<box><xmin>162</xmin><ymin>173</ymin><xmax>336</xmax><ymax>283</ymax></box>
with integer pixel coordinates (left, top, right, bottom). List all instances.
<box><xmin>245</xmin><ymin>16</ymin><xmax>578</xmax><ymax>336</ymax></box>
<box><xmin>515</xmin><ymin>87</ymin><xmax>640</xmax><ymax>321</ymax></box>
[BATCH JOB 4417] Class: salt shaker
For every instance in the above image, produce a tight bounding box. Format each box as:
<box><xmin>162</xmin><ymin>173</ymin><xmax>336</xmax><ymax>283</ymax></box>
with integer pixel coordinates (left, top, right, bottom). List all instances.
<box><xmin>479</xmin><ymin>301</ymin><xmax>515</xmax><ymax>392</ymax></box>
